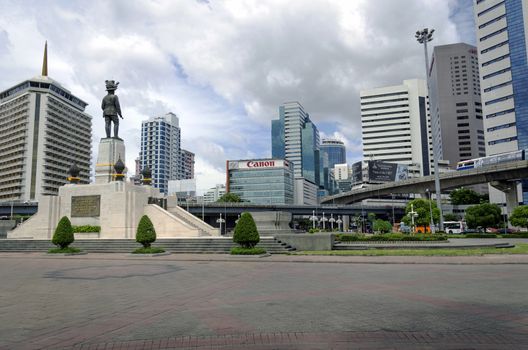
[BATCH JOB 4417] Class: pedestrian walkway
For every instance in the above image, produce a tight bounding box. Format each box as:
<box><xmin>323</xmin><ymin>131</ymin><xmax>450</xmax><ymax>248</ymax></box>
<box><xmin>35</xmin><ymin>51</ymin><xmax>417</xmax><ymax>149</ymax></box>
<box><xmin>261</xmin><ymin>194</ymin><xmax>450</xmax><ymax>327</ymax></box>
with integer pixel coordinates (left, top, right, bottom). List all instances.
<box><xmin>1</xmin><ymin>251</ymin><xmax>528</xmax><ymax>264</ymax></box>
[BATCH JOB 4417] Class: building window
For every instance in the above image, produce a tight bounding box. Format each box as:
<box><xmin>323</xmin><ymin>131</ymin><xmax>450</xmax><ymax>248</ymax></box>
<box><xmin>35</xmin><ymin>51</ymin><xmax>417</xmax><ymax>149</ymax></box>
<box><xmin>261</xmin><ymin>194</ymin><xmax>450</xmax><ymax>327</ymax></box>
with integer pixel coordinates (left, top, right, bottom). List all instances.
<box><xmin>488</xmin><ymin>136</ymin><xmax>517</xmax><ymax>145</ymax></box>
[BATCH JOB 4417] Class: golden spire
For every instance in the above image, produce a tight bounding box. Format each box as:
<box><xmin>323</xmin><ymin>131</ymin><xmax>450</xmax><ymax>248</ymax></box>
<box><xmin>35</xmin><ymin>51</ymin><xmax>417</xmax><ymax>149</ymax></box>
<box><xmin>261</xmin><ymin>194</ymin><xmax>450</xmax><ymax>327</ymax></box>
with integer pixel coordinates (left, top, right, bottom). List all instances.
<box><xmin>41</xmin><ymin>41</ymin><xmax>48</xmax><ymax>76</ymax></box>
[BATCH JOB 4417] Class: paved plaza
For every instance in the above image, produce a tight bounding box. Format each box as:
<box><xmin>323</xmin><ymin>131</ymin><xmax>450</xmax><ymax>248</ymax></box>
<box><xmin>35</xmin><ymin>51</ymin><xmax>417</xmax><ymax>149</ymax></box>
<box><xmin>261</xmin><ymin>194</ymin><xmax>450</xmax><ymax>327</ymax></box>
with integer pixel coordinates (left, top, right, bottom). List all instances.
<box><xmin>0</xmin><ymin>253</ymin><xmax>528</xmax><ymax>349</ymax></box>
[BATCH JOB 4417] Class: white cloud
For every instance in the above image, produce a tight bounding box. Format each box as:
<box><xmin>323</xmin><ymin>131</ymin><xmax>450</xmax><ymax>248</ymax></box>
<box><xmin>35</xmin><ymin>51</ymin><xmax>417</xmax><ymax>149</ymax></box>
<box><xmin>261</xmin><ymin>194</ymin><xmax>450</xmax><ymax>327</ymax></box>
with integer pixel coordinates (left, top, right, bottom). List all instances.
<box><xmin>0</xmin><ymin>0</ymin><xmax>473</xmax><ymax>184</ymax></box>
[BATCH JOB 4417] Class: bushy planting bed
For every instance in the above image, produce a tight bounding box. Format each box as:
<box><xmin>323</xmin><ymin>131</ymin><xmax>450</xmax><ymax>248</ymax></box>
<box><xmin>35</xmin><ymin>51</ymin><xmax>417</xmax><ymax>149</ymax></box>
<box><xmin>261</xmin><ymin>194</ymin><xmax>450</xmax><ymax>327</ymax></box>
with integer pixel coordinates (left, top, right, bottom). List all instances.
<box><xmin>336</xmin><ymin>233</ymin><xmax>447</xmax><ymax>242</ymax></box>
<box><xmin>230</xmin><ymin>247</ymin><xmax>267</xmax><ymax>255</ymax></box>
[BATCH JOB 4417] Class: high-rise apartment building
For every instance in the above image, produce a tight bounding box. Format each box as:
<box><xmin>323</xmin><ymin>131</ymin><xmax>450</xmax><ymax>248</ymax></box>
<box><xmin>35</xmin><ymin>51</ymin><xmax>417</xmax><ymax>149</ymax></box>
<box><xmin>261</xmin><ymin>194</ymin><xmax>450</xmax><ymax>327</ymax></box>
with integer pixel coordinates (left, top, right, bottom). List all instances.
<box><xmin>320</xmin><ymin>139</ymin><xmax>346</xmax><ymax>169</ymax></box>
<box><xmin>429</xmin><ymin>43</ymin><xmax>486</xmax><ymax>167</ymax></box>
<box><xmin>361</xmin><ymin>79</ymin><xmax>439</xmax><ymax>177</ymax></box>
<box><xmin>474</xmin><ymin>0</ymin><xmax>528</xmax><ymax>203</ymax></box>
<box><xmin>271</xmin><ymin>101</ymin><xmax>321</xmax><ymax>204</ymax></box>
<box><xmin>0</xmin><ymin>45</ymin><xmax>92</xmax><ymax>201</ymax></box>
<box><xmin>179</xmin><ymin>149</ymin><xmax>195</xmax><ymax>179</ymax></box>
<box><xmin>140</xmin><ymin>112</ymin><xmax>181</xmax><ymax>194</ymax></box>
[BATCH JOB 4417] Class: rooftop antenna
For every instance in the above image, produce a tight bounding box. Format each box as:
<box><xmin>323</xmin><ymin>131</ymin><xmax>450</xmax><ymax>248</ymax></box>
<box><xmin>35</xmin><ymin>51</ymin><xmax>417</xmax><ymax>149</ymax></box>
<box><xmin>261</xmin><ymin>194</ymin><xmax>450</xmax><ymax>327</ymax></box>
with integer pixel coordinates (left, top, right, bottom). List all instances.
<box><xmin>41</xmin><ymin>41</ymin><xmax>48</xmax><ymax>77</ymax></box>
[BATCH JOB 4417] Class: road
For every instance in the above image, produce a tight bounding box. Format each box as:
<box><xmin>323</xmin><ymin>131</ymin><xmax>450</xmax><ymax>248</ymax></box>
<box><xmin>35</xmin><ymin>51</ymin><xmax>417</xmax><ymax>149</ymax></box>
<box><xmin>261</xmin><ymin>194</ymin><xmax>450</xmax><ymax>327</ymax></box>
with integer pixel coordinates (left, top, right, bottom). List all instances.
<box><xmin>0</xmin><ymin>253</ymin><xmax>527</xmax><ymax>349</ymax></box>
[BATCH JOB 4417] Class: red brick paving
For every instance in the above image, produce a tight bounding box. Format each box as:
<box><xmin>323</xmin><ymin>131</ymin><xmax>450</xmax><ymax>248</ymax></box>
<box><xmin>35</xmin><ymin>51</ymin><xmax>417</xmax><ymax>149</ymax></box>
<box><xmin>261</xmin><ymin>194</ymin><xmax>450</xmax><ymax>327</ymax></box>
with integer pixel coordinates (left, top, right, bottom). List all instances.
<box><xmin>60</xmin><ymin>331</ymin><xmax>526</xmax><ymax>350</ymax></box>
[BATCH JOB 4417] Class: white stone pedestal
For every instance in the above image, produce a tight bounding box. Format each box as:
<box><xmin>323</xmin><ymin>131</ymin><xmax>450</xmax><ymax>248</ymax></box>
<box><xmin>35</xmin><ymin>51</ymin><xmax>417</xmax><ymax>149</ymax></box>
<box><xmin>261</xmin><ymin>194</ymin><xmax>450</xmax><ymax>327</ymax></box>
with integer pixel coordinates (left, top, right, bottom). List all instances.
<box><xmin>95</xmin><ymin>138</ymin><xmax>127</xmax><ymax>184</ymax></box>
<box><xmin>7</xmin><ymin>182</ymin><xmax>212</xmax><ymax>239</ymax></box>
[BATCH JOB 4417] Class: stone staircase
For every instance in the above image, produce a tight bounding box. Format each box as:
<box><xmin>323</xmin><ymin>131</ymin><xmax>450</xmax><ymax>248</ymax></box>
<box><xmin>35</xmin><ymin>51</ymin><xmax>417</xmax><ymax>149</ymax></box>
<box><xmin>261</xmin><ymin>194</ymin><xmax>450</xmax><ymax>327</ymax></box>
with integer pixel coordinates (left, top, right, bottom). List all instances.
<box><xmin>0</xmin><ymin>237</ymin><xmax>296</xmax><ymax>254</ymax></box>
<box><xmin>166</xmin><ymin>206</ymin><xmax>218</xmax><ymax>236</ymax></box>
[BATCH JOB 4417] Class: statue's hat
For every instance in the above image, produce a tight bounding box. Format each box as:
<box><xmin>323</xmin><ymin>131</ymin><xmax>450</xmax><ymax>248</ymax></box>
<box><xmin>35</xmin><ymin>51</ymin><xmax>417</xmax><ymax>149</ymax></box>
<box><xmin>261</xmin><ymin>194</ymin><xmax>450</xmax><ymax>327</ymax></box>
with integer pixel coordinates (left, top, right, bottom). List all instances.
<box><xmin>105</xmin><ymin>80</ymin><xmax>119</xmax><ymax>91</ymax></box>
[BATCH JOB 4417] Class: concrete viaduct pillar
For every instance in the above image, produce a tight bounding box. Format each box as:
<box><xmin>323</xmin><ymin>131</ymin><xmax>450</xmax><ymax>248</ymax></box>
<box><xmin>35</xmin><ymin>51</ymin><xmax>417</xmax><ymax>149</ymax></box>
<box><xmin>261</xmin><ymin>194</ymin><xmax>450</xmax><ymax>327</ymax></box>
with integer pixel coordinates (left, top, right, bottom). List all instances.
<box><xmin>490</xmin><ymin>181</ymin><xmax>520</xmax><ymax>219</ymax></box>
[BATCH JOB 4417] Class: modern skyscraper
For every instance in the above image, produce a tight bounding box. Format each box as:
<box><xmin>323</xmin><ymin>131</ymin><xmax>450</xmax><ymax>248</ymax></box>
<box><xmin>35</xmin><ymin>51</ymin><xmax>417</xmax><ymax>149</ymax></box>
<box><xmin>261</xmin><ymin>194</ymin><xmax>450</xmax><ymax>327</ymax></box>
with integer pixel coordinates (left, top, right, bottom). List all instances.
<box><xmin>0</xmin><ymin>43</ymin><xmax>92</xmax><ymax>201</ymax></box>
<box><xmin>179</xmin><ymin>149</ymin><xmax>195</xmax><ymax>179</ymax></box>
<box><xmin>361</xmin><ymin>79</ymin><xmax>443</xmax><ymax>177</ymax></box>
<box><xmin>320</xmin><ymin>139</ymin><xmax>346</xmax><ymax>169</ymax></box>
<box><xmin>429</xmin><ymin>43</ymin><xmax>485</xmax><ymax>167</ymax></box>
<box><xmin>474</xmin><ymin>0</ymin><xmax>528</xmax><ymax>203</ymax></box>
<box><xmin>271</xmin><ymin>101</ymin><xmax>321</xmax><ymax>204</ymax></box>
<box><xmin>140</xmin><ymin>112</ymin><xmax>181</xmax><ymax>194</ymax></box>
<box><xmin>226</xmin><ymin>159</ymin><xmax>294</xmax><ymax>204</ymax></box>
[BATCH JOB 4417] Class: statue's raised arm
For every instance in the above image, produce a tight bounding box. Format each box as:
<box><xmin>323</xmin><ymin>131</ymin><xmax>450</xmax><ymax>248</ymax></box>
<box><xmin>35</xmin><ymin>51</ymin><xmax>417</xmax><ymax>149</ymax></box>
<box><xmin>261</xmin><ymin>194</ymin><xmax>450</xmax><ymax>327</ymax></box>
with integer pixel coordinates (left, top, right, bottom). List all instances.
<box><xmin>101</xmin><ymin>80</ymin><xmax>123</xmax><ymax>139</ymax></box>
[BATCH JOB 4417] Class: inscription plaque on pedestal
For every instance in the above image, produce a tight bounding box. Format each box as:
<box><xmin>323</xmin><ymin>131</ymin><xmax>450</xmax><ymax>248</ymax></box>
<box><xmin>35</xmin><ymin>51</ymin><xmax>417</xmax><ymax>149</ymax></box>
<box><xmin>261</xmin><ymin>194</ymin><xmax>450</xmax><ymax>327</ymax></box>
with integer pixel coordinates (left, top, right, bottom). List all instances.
<box><xmin>71</xmin><ymin>195</ymin><xmax>101</xmax><ymax>217</ymax></box>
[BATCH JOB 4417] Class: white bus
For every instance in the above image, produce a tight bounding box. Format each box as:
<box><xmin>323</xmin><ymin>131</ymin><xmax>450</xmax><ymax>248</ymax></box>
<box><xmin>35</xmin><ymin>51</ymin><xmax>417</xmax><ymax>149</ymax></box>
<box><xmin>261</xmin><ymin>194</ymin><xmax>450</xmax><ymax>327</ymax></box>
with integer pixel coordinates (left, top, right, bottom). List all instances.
<box><xmin>444</xmin><ymin>221</ymin><xmax>465</xmax><ymax>234</ymax></box>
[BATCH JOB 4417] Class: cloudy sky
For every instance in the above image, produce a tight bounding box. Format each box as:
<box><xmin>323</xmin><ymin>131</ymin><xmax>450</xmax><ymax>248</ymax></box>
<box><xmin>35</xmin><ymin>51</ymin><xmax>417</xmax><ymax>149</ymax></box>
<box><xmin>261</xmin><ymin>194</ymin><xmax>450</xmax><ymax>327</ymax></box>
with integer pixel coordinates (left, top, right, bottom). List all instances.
<box><xmin>0</xmin><ymin>0</ymin><xmax>475</xmax><ymax>192</ymax></box>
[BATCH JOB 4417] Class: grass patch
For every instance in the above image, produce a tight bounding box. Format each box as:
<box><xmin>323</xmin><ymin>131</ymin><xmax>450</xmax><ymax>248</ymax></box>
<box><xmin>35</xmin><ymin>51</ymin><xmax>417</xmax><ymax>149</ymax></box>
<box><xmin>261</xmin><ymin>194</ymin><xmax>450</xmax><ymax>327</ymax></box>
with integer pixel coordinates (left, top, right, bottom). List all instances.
<box><xmin>230</xmin><ymin>247</ymin><xmax>267</xmax><ymax>255</ymax></box>
<box><xmin>48</xmin><ymin>247</ymin><xmax>82</xmax><ymax>254</ymax></box>
<box><xmin>132</xmin><ymin>247</ymin><xmax>166</xmax><ymax>254</ymax></box>
<box><xmin>293</xmin><ymin>243</ymin><xmax>528</xmax><ymax>257</ymax></box>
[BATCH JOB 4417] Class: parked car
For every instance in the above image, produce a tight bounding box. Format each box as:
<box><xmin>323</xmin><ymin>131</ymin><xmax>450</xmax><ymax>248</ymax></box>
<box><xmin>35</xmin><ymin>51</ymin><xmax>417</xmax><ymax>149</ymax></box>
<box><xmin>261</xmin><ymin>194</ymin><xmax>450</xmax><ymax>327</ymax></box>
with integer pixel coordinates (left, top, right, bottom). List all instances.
<box><xmin>461</xmin><ymin>228</ymin><xmax>484</xmax><ymax>234</ymax></box>
<box><xmin>487</xmin><ymin>227</ymin><xmax>518</xmax><ymax>234</ymax></box>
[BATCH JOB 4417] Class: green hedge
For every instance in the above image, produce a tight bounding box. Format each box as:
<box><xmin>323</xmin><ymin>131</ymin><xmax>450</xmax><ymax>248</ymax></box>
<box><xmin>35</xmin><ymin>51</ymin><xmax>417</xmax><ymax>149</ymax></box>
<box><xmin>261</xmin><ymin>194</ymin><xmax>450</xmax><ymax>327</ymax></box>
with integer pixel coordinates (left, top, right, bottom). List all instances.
<box><xmin>132</xmin><ymin>247</ymin><xmax>165</xmax><ymax>254</ymax></box>
<box><xmin>72</xmin><ymin>225</ymin><xmax>101</xmax><ymax>233</ymax></box>
<box><xmin>502</xmin><ymin>233</ymin><xmax>528</xmax><ymax>238</ymax></box>
<box><xmin>136</xmin><ymin>215</ymin><xmax>156</xmax><ymax>248</ymax></box>
<box><xmin>233</xmin><ymin>212</ymin><xmax>260</xmax><ymax>248</ymax></box>
<box><xmin>336</xmin><ymin>233</ymin><xmax>447</xmax><ymax>242</ymax></box>
<box><xmin>230</xmin><ymin>247</ymin><xmax>267</xmax><ymax>255</ymax></box>
<box><xmin>52</xmin><ymin>216</ymin><xmax>75</xmax><ymax>249</ymax></box>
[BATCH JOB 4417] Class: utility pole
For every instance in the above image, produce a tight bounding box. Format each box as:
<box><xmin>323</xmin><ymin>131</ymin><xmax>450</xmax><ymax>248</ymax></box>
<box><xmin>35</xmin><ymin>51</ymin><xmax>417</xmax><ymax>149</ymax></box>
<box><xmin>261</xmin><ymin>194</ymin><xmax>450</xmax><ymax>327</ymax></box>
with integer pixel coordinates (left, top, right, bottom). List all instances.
<box><xmin>415</xmin><ymin>28</ymin><xmax>444</xmax><ymax>231</ymax></box>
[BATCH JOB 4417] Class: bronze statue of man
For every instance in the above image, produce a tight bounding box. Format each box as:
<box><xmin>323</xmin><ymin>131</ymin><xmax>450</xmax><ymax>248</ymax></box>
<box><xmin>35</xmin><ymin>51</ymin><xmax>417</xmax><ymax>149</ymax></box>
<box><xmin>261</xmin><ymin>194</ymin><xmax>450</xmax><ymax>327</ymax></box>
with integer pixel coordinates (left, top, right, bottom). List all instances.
<box><xmin>101</xmin><ymin>80</ymin><xmax>123</xmax><ymax>138</ymax></box>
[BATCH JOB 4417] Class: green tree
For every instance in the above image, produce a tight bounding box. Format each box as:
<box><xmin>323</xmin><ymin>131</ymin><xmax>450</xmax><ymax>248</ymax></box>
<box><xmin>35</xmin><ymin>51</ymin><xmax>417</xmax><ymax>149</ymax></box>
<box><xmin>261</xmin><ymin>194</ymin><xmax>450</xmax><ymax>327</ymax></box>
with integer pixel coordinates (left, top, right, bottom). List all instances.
<box><xmin>373</xmin><ymin>219</ymin><xmax>393</xmax><ymax>234</ymax></box>
<box><xmin>233</xmin><ymin>212</ymin><xmax>260</xmax><ymax>248</ymax></box>
<box><xmin>465</xmin><ymin>203</ymin><xmax>501</xmax><ymax>231</ymax></box>
<box><xmin>510</xmin><ymin>205</ymin><xmax>528</xmax><ymax>230</ymax></box>
<box><xmin>136</xmin><ymin>215</ymin><xmax>156</xmax><ymax>248</ymax></box>
<box><xmin>443</xmin><ymin>213</ymin><xmax>460</xmax><ymax>222</ymax></box>
<box><xmin>52</xmin><ymin>216</ymin><xmax>74</xmax><ymax>249</ymax></box>
<box><xmin>217</xmin><ymin>192</ymin><xmax>242</xmax><ymax>203</ymax></box>
<box><xmin>401</xmin><ymin>199</ymin><xmax>440</xmax><ymax>227</ymax></box>
<box><xmin>449</xmin><ymin>187</ymin><xmax>482</xmax><ymax>205</ymax></box>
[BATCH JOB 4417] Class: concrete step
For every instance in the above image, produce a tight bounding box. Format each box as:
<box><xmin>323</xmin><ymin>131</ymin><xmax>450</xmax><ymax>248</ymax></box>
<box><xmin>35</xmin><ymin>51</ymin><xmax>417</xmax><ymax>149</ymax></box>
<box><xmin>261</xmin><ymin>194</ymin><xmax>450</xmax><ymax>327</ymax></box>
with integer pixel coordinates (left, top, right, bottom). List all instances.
<box><xmin>0</xmin><ymin>238</ymin><xmax>295</xmax><ymax>253</ymax></box>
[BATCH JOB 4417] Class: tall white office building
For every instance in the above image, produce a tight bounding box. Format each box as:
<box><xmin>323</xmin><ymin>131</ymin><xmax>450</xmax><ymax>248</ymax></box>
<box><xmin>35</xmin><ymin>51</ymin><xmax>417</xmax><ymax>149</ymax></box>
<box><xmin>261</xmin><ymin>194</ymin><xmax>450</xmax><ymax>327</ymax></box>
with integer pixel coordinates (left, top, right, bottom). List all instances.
<box><xmin>474</xmin><ymin>0</ymin><xmax>528</xmax><ymax>203</ymax></box>
<box><xmin>361</xmin><ymin>79</ymin><xmax>443</xmax><ymax>177</ymax></box>
<box><xmin>0</xmin><ymin>44</ymin><xmax>92</xmax><ymax>201</ymax></box>
<box><xmin>140</xmin><ymin>112</ymin><xmax>181</xmax><ymax>194</ymax></box>
<box><xmin>203</xmin><ymin>184</ymin><xmax>226</xmax><ymax>203</ymax></box>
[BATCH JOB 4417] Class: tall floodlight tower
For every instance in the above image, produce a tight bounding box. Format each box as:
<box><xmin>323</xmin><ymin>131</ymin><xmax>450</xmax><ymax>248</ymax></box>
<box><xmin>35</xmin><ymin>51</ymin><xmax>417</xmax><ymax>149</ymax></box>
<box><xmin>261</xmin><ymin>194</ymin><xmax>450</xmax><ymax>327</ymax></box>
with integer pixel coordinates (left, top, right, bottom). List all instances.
<box><xmin>415</xmin><ymin>28</ymin><xmax>443</xmax><ymax>232</ymax></box>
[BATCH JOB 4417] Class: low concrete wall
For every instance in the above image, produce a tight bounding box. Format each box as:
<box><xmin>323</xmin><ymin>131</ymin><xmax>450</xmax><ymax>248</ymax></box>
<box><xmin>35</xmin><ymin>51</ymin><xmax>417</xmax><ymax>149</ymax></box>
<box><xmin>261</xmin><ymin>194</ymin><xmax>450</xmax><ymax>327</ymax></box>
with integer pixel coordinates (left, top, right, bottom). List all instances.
<box><xmin>277</xmin><ymin>233</ymin><xmax>334</xmax><ymax>251</ymax></box>
<box><xmin>0</xmin><ymin>220</ymin><xmax>16</xmax><ymax>238</ymax></box>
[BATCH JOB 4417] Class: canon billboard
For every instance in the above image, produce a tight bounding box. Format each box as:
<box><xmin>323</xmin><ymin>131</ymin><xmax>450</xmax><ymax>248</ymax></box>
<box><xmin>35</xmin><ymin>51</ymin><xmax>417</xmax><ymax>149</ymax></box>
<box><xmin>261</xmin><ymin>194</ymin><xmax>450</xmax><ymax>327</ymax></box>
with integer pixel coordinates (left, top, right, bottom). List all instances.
<box><xmin>228</xmin><ymin>159</ymin><xmax>290</xmax><ymax>170</ymax></box>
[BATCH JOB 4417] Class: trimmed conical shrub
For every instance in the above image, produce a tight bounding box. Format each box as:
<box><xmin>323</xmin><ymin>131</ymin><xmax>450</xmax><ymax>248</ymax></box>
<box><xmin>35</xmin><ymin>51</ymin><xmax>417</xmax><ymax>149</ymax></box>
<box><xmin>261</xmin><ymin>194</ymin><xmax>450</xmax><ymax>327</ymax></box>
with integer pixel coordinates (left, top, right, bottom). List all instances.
<box><xmin>136</xmin><ymin>215</ymin><xmax>156</xmax><ymax>248</ymax></box>
<box><xmin>233</xmin><ymin>212</ymin><xmax>260</xmax><ymax>248</ymax></box>
<box><xmin>52</xmin><ymin>216</ymin><xmax>74</xmax><ymax>249</ymax></box>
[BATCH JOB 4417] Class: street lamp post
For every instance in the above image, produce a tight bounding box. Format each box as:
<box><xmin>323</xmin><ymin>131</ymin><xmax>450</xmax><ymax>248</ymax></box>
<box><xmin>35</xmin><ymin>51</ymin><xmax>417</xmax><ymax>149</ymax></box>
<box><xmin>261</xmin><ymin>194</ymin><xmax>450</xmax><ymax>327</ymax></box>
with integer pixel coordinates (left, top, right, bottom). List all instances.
<box><xmin>415</xmin><ymin>28</ymin><xmax>444</xmax><ymax>232</ymax></box>
<box><xmin>426</xmin><ymin>189</ymin><xmax>435</xmax><ymax>234</ymax></box>
<box><xmin>336</xmin><ymin>216</ymin><xmax>343</xmax><ymax>232</ymax></box>
<box><xmin>329</xmin><ymin>214</ymin><xmax>336</xmax><ymax>231</ymax></box>
<box><xmin>409</xmin><ymin>203</ymin><xmax>418</xmax><ymax>234</ymax></box>
<box><xmin>310</xmin><ymin>210</ymin><xmax>318</xmax><ymax>230</ymax></box>
<box><xmin>391</xmin><ymin>193</ymin><xmax>395</xmax><ymax>227</ymax></box>
<box><xmin>10</xmin><ymin>200</ymin><xmax>14</xmax><ymax>220</ymax></box>
<box><xmin>216</xmin><ymin>213</ymin><xmax>225</xmax><ymax>235</ymax></box>
<box><xmin>320</xmin><ymin>212</ymin><xmax>328</xmax><ymax>230</ymax></box>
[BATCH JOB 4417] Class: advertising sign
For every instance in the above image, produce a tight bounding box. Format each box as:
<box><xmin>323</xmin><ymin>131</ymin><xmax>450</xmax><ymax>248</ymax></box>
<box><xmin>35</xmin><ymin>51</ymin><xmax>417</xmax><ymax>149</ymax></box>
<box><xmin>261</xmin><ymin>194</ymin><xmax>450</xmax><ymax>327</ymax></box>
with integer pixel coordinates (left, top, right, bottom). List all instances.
<box><xmin>367</xmin><ymin>161</ymin><xmax>408</xmax><ymax>182</ymax></box>
<box><xmin>228</xmin><ymin>159</ymin><xmax>288</xmax><ymax>170</ymax></box>
<box><xmin>351</xmin><ymin>161</ymin><xmax>362</xmax><ymax>184</ymax></box>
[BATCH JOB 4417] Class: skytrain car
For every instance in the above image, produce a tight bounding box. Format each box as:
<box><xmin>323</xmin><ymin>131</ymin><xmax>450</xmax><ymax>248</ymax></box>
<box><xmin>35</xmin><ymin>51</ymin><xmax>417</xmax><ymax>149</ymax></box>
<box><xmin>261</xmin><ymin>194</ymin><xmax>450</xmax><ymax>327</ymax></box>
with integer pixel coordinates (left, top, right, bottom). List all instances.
<box><xmin>456</xmin><ymin>149</ymin><xmax>526</xmax><ymax>170</ymax></box>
